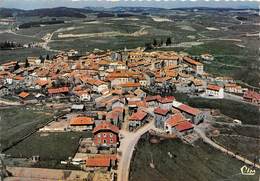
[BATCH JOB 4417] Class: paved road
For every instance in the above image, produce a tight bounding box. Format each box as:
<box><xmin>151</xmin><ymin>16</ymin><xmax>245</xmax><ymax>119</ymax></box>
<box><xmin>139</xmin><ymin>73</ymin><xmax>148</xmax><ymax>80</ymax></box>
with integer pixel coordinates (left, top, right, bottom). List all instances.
<box><xmin>194</xmin><ymin>126</ymin><xmax>260</xmax><ymax>169</ymax></box>
<box><xmin>0</xmin><ymin>98</ymin><xmax>21</xmax><ymax>106</ymax></box>
<box><xmin>117</xmin><ymin>120</ymin><xmax>155</xmax><ymax>181</ymax></box>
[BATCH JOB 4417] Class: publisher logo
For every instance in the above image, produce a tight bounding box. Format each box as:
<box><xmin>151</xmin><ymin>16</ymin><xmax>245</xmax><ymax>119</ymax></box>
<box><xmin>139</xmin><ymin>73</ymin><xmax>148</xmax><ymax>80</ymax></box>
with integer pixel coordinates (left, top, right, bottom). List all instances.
<box><xmin>240</xmin><ymin>165</ymin><xmax>256</xmax><ymax>176</ymax></box>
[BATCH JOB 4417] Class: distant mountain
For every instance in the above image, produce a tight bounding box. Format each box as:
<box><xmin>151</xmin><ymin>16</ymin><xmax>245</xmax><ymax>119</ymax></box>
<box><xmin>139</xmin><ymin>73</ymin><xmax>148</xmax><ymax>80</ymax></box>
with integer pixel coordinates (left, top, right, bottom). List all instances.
<box><xmin>0</xmin><ymin>8</ymin><xmax>25</xmax><ymax>17</ymax></box>
<box><xmin>170</xmin><ymin>7</ymin><xmax>258</xmax><ymax>11</ymax></box>
<box><xmin>0</xmin><ymin>7</ymin><xmax>95</xmax><ymax>18</ymax></box>
<box><xmin>85</xmin><ymin>6</ymin><xmax>166</xmax><ymax>12</ymax></box>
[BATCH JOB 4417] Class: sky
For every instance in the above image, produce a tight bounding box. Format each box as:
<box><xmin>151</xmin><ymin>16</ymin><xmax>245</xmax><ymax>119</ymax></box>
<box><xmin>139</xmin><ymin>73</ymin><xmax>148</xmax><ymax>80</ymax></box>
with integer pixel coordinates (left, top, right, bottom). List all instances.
<box><xmin>0</xmin><ymin>0</ymin><xmax>259</xmax><ymax>10</ymax></box>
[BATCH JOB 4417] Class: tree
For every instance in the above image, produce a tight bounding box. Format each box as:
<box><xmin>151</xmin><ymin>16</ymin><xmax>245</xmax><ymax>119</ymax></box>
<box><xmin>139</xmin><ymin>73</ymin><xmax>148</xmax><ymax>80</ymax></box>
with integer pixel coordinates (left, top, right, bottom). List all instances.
<box><xmin>144</xmin><ymin>43</ymin><xmax>153</xmax><ymax>51</ymax></box>
<box><xmin>153</xmin><ymin>39</ymin><xmax>157</xmax><ymax>47</ymax></box>
<box><xmin>160</xmin><ymin>39</ymin><xmax>164</xmax><ymax>47</ymax></box>
<box><xmin>25</xmin><ymin>58</ymin><xmax>30</xmax><ymax>68</ymax></box>
<box><xmin>166</xmin><ymin>37</ymin><xmax>172</xmax><ymax>46</ymax></box>
<box><xmin>14</xmin><ymin>62</ymin><xmax>20</xmax><ymax>71</ymax></box>
<box><xmin>39</xmin><ymin>55</ymin><xmax>44</xmax><ymax>63</ymax></box>
<box><xmin>161</xmin><ymin>60</ymin><xmax>165</xmax><ymax>67</ymax></box>
<box><xmin>46</xmin><ymin>54</ymin><xmax>50</xmax><ymax>60</ymax></box>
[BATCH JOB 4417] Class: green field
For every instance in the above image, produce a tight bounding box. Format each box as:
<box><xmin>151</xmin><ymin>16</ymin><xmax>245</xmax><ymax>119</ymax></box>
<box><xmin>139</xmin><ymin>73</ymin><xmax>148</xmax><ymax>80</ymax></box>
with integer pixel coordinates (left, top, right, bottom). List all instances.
<box><xmin>5</xmin><ymin>132</ymin><xmax>91</xmax><ymax>169</ymax></box>
<box><xmin>186</xmin><ymin>98</ymin><xmax>260</xmax><ymax>125</ymax></box>
<box><xmin>130</xmin><ymin>136</ymin><xmax>259</xmax><ymax>181</ymax></box>
<box><xmin>0</xmin><ymin>105</ymin><xmax>53</xmax><ymax>151</ymax></box>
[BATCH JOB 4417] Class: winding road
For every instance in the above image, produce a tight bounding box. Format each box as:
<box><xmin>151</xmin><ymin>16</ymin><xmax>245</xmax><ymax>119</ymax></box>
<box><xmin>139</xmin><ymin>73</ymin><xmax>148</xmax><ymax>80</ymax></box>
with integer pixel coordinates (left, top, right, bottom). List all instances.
<box><xmin>194</xmin><ymin>126</ymin><xmax>260</xmax><ymax>169</ymax></box>
<box><xmin>117</xmin><ymin>120</ymin><xmax>155</xmax><ymax>181</ymax></box>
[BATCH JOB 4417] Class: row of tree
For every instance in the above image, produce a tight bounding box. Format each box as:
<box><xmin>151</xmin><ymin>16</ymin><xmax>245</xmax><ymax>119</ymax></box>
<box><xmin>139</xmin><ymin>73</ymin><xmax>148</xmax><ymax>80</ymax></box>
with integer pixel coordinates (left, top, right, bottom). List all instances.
<box><xmin>13</xmin><ymin>54</ymin><xmax>51</xmax><ymax>71</ymax></box>
<box><xmin>144</xmin><ymin>37</ymin><xmax>172</xmax><ymax>50</ymax></box>
<box><xmin>0</xmin><ymin>41</ymin><xmax>22</xmax><ymax>50</ymax></box>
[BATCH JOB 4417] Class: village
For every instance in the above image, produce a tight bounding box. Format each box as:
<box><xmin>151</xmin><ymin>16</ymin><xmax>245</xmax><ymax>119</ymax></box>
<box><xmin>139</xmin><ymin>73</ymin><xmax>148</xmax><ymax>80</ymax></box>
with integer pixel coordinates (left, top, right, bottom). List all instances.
<box><xmin>0</xmin><ymin>48</ymin><xmax>260</xmax><ymax>181</ymax></box>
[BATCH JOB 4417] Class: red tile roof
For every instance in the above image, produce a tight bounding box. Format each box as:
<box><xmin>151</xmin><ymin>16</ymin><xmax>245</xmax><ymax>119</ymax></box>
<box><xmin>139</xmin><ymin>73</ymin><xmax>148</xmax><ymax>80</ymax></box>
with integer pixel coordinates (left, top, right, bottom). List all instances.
<box><xmin>14</xmin><ymin>76</ymin><xmax>24</xmax><ymax>81</ymax></box>
<box><xmin>93</xmin><ymin>121</ymin><xmax>119</xmax><ymax>134</ymax></box>
<box><xmin>183</xmin><ymin>57</ymin><xmax>202</xmax><ymax>66</ymax></box>
<box><xmin>35</xmin><ymin>79</ymin><xmax>49</xmax><ymax>86</ymax></box>
<box><xmin>243</xmin><ymin>90</ymin><xmax>260</xmax><ymax>100</ymax></box>
<box><xmin>178</xmin><ymin>104</ymin><xmax>201</xmax><ymax>116</ymax></box>
<box><xmin>48</xmin><ymin>87</ymin><xmax>69</xmax><ymax>94</ymax></box>
<box><xmin>129</xmin><ymin>110</ymin><xmax>147</xmax><ymax>121</ymax></box>
<box><xmin>18</xmin><ymin>91</ymin><xmax>30</xmax><ymax>98</ymax></box>
<box><xmin>176</xmin><ymin>121</ymin><xmax>194</xmax><ymax>132</ymax></box>
<box><xmin>158</xmin><ymin>96</ymin><xmax>175</xmax><ymax>104</ymax></box>
<box><xmin>145</xmin><ymin>95</ymin><xmax>161</xmax><ymax>102</ymax></box>
<box><xmin>207</xmin><ymin>84</ymin><xmax>222</xmax><ymax>91</ymax></box>
<box><xmin>113</xmin><ymin>107</ymin><xmax>124</xmax><ymax>113</ymax></box>
<box><xmin>119</xmin><ymin>82</ymin><xmax>140</xmax><ymax>88</ymax></box>
<box><xmin>154</xmin><ymin>107</ymin><xmax>168</xmax><ymax>116</ymax></box>
<box><xmin>70</xmin><ymin>117</ymin><xmax>94</xmax><ymax>126</ymax></box>
<box><xmin>166</xmin><ymin>113</ymin><xmax>185</xmax><ymax>127</ymax></box>
<box><xmin>86</xmin><ymin>157</ymin><xmax>110</xmax><ymax>167</ymax></box>
<box><xmin>128</xmin><ymin>101</ymin><xmax>147</xmax><ymax>108</ymax></box>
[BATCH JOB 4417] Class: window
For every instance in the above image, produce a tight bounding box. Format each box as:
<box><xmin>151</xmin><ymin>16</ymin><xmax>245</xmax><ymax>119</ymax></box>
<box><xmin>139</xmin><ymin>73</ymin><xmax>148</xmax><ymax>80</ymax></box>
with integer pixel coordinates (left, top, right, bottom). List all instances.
<box><xmin>103</xmin><ymin>133</ymin><xmax>107</xmax><ymax>137</ymax></box>
<box><xmin>97</xmin><ymin>133</ymin><xmax>101</xmax><ymax>138</ymax></box>
<box><xmin>98</xmin><ymin>138</ymin><xmax>101</xmax><ymax>144</ymax></box>
<box><xmin>110</xmin><ymin>133</ymin><xmax>113</xmax><ymax>138</ymax></box>
<box><xmin>110</xmin><ymin>139</ymin><xmax>113</xmax><ymax>143</ymax></box>
<box><xmin>103</xmin><ymin>140</ymin><xmax>107</xmax><ymax>144</ymax></box>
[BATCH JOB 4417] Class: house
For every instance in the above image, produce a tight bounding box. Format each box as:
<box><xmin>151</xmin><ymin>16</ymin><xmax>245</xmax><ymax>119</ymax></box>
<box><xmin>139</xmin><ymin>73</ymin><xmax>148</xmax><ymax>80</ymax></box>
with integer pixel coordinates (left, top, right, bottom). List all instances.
<box><xmin>154</xmin><ymin>107</ymin><xmax>169</xmax><ymax>128</ymax></box>
<box><xmin>172</xmin><ymin>100</ymin><xmax>205</xmax><ymax>124</ymax></box>
<box><xmin>143</xmin><ymin>72</ymin><xmax>155</xmax><ymax>86</ymax></box>
<box><xmin>145</xmin><ymin>95</ymin><xmax>160</xmax><ymax>107</ymax></box>
<box><xmin>159</xmin><ymin>55</ymin><xmax>179</xmax><ymax>67</ymax></box>
<box><xmin>157</xmin><ymin>96</ymin><xmax>175</xmax><ymax>110</ymax></box>
<box><xmin>73</xmin><ymin>90</ymin><xmax>91</xmax><ymax>101</ymax></box>
<box><xmin>155</xmin><ymin>76</ymin><xmax>172</xmax><ymax>86</ymax></box>
<box><xmin>128</xmin><ymin>110</ymin><xmax>148</xmax><ymax>129</ymax></box>
<box><xmin>243</xmin><ymin>90</ymin><xmax>260</xmax><ymax>105</ymax></box>
<box><xmin>164</xmin><ymin>113</ymin><xmax>185</xmax><ymax>134</ymax></box>
<box><xmin>175</xmin><ymin>121</ymin><xmax>194</xmax><ymax>135</ymax></box>
<box><xmin>107</xmin><ymin>71</ymin><xmax>135</xmax><ymax>87</ymax></box>
<box><xmin>106</xmin><ymin>111</ymin><xmax>120</xmax><ymax>127</ymax></box>
<box><xmin>93</xmin><ymin>121</ymin><xmax>119</xmax><ymax>147</ymax></box>
<box><xmin>189</xmin><ymin>79</ymin><xmax>205</xmax><ymax>93</ymax></box>
<box><xmin>85</xmin><ymin>156</ymin><xmax>111</xmax><ymax>171</ymax></box>
<box><xmin>81</xmin><ymin>77</ymin><xmax>108</xmax><ymax>93</ymax></box>
<box><xmin>118</xmin><ymin>82</ymin><xmax>140</xmax><ymax>92</ymax></box>
<box><xmin>48</xmin><ymin>87</ymin><xmax>69</xmax><ymax>95</ymax></box>
<box><xmin>69</xmin><ymin>116</ymin><xmax>94</xmax><ymax>131</ymax></box>
<box><xmin>134</xmin><ymin>88</ymin><xmax>146</xmax><ymax>99</ymax></box>
<box><xmin>201</xmin><ymin>53</ymin><xmax>214</xmax><ymax>61</ymax></box>
<box><xmin>71</xmin><ymin>104</ymin><xmax>85</xmax><ymax>112</ymax></box>
<box><xmin>224</xmin><ymin>83</ymin><xmax>243</xmax><ymax>94</ymax></box>
<box><xmin>205</xmin><ymin>84</ymin><xmax>224</xmax><ymax>99</ymax></box>
<box><xmin>18</xmin><ymin>91</ymin><xmax>30</xmax><ymax>99</ymax></box>
<box><xmin>182</xmin><ymin>56</ymin><xmax>203</xmax><ymax>75</ymax></box>
<box><xmin>112</xmin><ymin>106</ymin><xmax>124</xmax><ymax>125</ymax></box>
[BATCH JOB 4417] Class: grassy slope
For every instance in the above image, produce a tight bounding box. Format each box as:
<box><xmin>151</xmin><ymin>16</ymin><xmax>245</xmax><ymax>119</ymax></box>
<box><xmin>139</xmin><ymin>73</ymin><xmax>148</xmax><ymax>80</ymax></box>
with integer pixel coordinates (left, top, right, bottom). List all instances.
<box><xmin>130</xmin><ymin>137</ymin><xmax>259</xmax><ymax>181</ymax></box>
<box><xmin>187</xmin><ymin>98</ymin><xmax>260</xmax><ymax>125</ymax></box>
<box><xmin>0</xmin><ymin>106</ymin><xmax>53</xmax><ymax>151</ymax></box>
